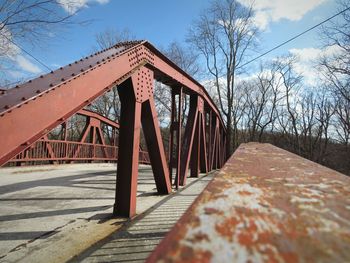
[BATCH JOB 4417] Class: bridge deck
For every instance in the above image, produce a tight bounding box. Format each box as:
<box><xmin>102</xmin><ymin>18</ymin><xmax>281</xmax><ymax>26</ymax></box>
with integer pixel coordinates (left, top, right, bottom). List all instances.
<box><xmin>0</xmin><ymin>164</ymin><xmax>207</xmax><ymax>262</ymax></box>
<box><xmin>74</xmin><ymin>172</ymin><xmax>214</xmax><ymax>262</ymax></box>
<box><xmin>148</xmin><ymin>143</ymin><xmax>350</xmax><ymax>262</ymax></box>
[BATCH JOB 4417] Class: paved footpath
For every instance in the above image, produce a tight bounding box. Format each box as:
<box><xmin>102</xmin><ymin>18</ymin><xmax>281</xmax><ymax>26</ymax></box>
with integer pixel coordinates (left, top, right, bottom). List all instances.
<box><xmin>71</xmin><ymin>173</ymin><xmax>215</xmax><ymax>263</ymax></box>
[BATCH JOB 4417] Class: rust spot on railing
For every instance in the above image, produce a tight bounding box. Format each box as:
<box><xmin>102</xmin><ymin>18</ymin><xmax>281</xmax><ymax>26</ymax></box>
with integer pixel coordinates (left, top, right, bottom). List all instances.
<box><xmin>147</xmin><ymin>143</ymin><xmax>350</xmax><ymax>263</ymax></box>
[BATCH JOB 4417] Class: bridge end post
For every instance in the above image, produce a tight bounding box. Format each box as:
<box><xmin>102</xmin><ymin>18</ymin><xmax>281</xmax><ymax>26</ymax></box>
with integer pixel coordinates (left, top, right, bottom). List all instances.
<box><xmin>113</xmin><ymin>78</ymin><xmax>142</xmax><ymax>218</ymax></box>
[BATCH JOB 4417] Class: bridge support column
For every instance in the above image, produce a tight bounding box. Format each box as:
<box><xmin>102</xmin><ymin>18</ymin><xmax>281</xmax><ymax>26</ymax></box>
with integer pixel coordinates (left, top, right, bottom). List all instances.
<box><xmin>114</xmin><ymin>67</ymin><xmax>171</xmax><ymax>218</ymax></box>
<box><xmin>141</xmin><ymin>97</ymin><xmax>172</xmax><ymax>194</ymax></box>
<box><xmin>210</xmin><ymin>117</ymin><xmax>219</xmax><ymax>170</ymax></box>
<box><xmin>179</xmin><ymin>95</ymin><xmax>198</xmax><ymax>186</ymax></box>
<box><xmin>190</xmin><ymin>112</ymin><xmax>200</xmax><ymax>178</ymax></box>
<box><xmin>169</xmin><ymin>87</ymin><xmax>183</xmax><ymax>189</ymax></box>
<box><xmin>199</xmin><ymin>111</ymin><xmax>208</xmax><ymax>173</ymax></box>
<box><xmin>190</xmin><ymin>97</ymin><xmax>208</xmax><ymax>177</ymax></box>
<box><xmin>114</xmin><ymin>78</ymin><xmax>142</xmax><ymax>217</ymax></box>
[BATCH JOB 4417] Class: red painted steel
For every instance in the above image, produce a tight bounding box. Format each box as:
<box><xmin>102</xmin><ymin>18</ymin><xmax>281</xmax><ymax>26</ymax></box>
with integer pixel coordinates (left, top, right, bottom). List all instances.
<box><xmin>169</xmin><ymin>87</ymin><xmax>183</xmax><ymax>188</ymax></box>
<box><xmin>114</xmin><ymin>78</ymin><xmax>143</xmax><ymax>217</ymax></box>
<box><xmin>179</xmin><ymin>95</ymin><xmax>199</xmax><ymax>186</ymax></box>
<box><xmin>5</xmin><ymin>108</ymin><xmax>152</xmax><ymax>165</ymax></box>
<box><xmin>0</xmin><ymin>40</ymin><xmax>226</xmax><ymax>217</ymax></box>
<box><xmin>147</xmin><ymin>143</ymin><xmax>350</xmax><ymax>263</ymax></box>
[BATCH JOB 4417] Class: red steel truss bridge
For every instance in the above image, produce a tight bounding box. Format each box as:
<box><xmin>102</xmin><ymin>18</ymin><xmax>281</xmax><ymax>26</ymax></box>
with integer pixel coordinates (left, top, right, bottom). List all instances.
<box><xmin>0</xmin><ymin>40</ymin><xmax>226</xmax><ymax>217</ymax></box>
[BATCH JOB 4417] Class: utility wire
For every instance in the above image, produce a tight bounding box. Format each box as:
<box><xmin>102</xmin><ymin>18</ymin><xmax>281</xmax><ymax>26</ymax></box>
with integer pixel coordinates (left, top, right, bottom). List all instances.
<box><xmin>241</xmin><ymin>6</ymin><xmax>350</xmax><ymax>68</ymax></box>
<box><xmin>1</xmin><ymin>33</ymin><xmax>52</xmax><ymax>72</ymax></box>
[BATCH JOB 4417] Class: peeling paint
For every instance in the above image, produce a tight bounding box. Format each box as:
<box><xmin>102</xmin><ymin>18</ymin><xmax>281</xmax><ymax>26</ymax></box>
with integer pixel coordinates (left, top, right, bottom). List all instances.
<box><xmin>147</xmin><ymin>143</ymin><xmax>350</xmax><ymax>263</ymax></box>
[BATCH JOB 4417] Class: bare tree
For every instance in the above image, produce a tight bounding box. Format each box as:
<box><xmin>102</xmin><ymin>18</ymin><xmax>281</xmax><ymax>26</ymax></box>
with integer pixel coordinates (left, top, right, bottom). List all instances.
<box><xmin>88</xmin><ymin>28</ymin><xmax>135</xmax><ymax>121</ymax></box>
<box><xmin>187</xmin><ymin>0</ymin><xmax>258</xmax><ymax>155</ymax></box>
<box><xmin>318</xmin><ymin>0</ymin><xmax>350</xmax><ymax>147</ymax></box>
<box><xmin>314</xmin><ymin>91</ymin><xmax>334</xmax><ymax>162</ymax></box>
<box><xmin>319</xmin><ymin>0</ymin><xmax>350</xmax><ymax>103</ymax></box>
<box><xmin>162</xmin><ymin>41</ymin><xmax>200</xmax><ymax>78</ymax></box>
<box><xmin>0</xmin><ymin>0</ymin><xmax>85</xmax><ymax>87</ymax></box>
<box><xmin>92</xmin><ymin>28</ymin><xmax>134</xmax><ymax>51</ymax></box>
<box><xmin>0</xmin><ymin>0</ymin><xmax>79</xmax><ymax>57</ymax></box>
<box><xmin>156</xmin><ymin>41</ymin><xmax>200</xmax><ymax>125</ymax></box>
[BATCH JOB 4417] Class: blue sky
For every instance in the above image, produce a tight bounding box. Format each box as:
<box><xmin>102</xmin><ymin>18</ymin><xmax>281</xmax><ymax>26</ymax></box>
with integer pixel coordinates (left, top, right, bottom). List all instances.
<box><xmin>4</xmin><ymin>0</ymin><xmax>342</xmax><ymax>85</ymax></box>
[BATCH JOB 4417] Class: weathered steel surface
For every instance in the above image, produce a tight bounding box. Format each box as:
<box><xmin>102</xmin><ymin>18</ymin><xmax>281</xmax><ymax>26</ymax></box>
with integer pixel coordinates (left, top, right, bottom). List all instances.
<box><xmin>0</xmin><ymin>40</ymin><xmax>225</xmax><ymax>167</ymax></box>
<box><xmin>147</xmin><ymin>143</ymin><xmax>350</xmax><ymax>263</ymax></box>
<box><xmin>0</xmin><ymin>40</ymin><xmax>227</xmax><ymax>218</ymax></box>
<box><xmin>4</xmin><ymin>108</ymin><xmax>151</xmax><ymax>165</ymax></box>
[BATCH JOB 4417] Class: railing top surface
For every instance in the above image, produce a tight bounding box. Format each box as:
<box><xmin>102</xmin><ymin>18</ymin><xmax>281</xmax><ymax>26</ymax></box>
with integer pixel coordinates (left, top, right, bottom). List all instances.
<box><xmin>147</xmin><ymin>142</ymin><xmax>350</xmax><ymax>262</ymax></box>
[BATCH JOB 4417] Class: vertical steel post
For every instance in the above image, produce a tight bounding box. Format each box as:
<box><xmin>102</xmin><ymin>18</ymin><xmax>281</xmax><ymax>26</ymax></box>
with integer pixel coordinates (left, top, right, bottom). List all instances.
<box><xmin>190</xmin><ymin>113</ymin><xmax>200</xmax><ymax>178</ymax></box>
<box><xmin>179</xmin><ymin>94</ymin><xmax>198</xmax><ymax>186</ymax></box>
<box><xmin>207</xmin><ymin>110</ymin><xmax>212</xmax><ymax>171</ymax></box>
<box><xmin>114</xmin><ymin>67</ymin><xmax>172</xmax><ymax>217</ymax></box>
<box><xmin>168</xmin><ymin>90</ymin><xmax>176</xmax><ymax>181</ymax></box>
<box><xmin>141</xmin><ymin>97</ymin><xmax>172</xmax><ymax>194</ymax></box>
<box><xmin>113</xmin><ymin>78</ymin><xmax>142</xmax><ymax>217</ymax></box>
<box><xmin>210</xmin><ymin>117</ymin><xmax>217</xmax><ymax>170</ymax></box>
<box><xmin>170</xmin><ymin>87</ymin><xmax>183</xmax><ymax>188</ymax></box>
<box><xmin>199</xmin><ymin>112</ymin><xmax>208</xmax><ymax>173</ymax></box>
<box><xmin>63</xmin><ymin>122</ymin><xmax>68</xmax><ymax>159</ymax></box>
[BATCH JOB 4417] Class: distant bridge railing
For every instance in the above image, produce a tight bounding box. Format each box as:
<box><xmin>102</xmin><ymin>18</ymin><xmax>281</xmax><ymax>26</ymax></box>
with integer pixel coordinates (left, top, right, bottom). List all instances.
<box><xmin>7</xmin><ymin>138</ymin><xmax>150</xmax><ymax>165</ymax></box>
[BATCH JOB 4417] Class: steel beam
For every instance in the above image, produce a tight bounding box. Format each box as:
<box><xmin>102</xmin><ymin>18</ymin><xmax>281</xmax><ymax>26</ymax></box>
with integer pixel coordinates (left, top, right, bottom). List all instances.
<box><xmin>199</xmin><ymin>112</ymin><xmax>208</xmax><ymax>173</ymax></box>
<box><xmin>190</xmin><ymin>113</ymin><xmax>200</xmax><ymax>178</ymax></box>
<box><xmin>114</xmin><ymin>67</ymin><xmax>171</xmax><ymax>217</ymax></box>
<box><xmin>113</xmin><ymin>78</ymin><xmax>141</xmax><ymax>217</ymax></box>
<box><xmin>141</xmin><ymin>97</ymin><xmax>171</xmax><ymax>194</ymax></box>
<box><xmin>0</xmin><ymin>41</ymin><xmax>225</xmax><ymax>168</ymax></box>
<box><xmin>179</xmin><ymin>95</ymin><xmax>198</xmax><ymax>185</ymax></box>
<box><xmin>169</xmin><ymin>87</ymin><xmax>183</xmax><ymax>188</ymax></box>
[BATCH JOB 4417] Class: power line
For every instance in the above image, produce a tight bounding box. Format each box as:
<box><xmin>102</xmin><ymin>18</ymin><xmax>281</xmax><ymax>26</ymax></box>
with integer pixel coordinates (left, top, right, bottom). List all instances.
<box><xmin>241</xmin><ymin>6</ymin><xmax>350</xmax><ymax>68</ymax></box>
<box><xmin>1</xmin><ymin>33</ymin><xmax>52</xmax><ymax>72</ymax></box>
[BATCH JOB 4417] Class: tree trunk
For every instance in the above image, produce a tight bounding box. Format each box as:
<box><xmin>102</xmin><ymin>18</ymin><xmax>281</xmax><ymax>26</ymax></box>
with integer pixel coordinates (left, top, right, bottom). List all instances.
<box><xmin>226</xmin><ymin>112</ymin><xmax>232</xmax><ymax>158</ymax></box>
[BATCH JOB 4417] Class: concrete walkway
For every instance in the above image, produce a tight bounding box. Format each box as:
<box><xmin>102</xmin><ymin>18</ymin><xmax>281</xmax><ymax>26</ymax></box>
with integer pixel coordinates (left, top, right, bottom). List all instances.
<box><xmin>72</xmin><ymin>173</ymin><xmax>214</xmax><ymax>263</ymax></box>
<box><xmin>0</xmin><ymin>164</ymin><xmax>214</xmax><ymax>262</ymax></box>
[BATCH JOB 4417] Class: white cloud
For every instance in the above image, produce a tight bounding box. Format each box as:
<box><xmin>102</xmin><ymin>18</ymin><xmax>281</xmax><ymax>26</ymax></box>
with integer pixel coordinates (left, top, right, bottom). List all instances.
<box><xmin>289</xmin><ymin>45</ymin><xmax>342</xmax><ymax>86</ymax></box>
<box><xmin>8</xmin><ymin>70</ymin><xmax>27</xmax><ymax>79</ymax></box>
<box><xmin>13</xmin><ymin>55</ymin><xmax>42</xmax><ymax>74</ymax></box>
<box><xmin>0</xmin><ymin>24</ymin><xmax>42</xmax><ymax>75</ymax></box>
<box><xmin>58</xmin><ymin>0</ymin><xmax>110</xmax><ymax>14</ymax></box>
<box><xmin>238</xmin><ymin>0</ymin><xmax>328</xmax><ymax>30</ymax></box>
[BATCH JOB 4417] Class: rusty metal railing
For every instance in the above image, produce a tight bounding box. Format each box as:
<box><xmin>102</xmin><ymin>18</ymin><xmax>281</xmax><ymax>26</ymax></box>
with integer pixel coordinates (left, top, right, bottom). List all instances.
<box><xmin>8</xmin><ymin>139</ymin><xmax>150</xmax><ymax>165</ymax></box>
<box><xmin>147</xmin><ymin>143</ymin><xmax>350</xmax><ymax>262</ymax></box>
